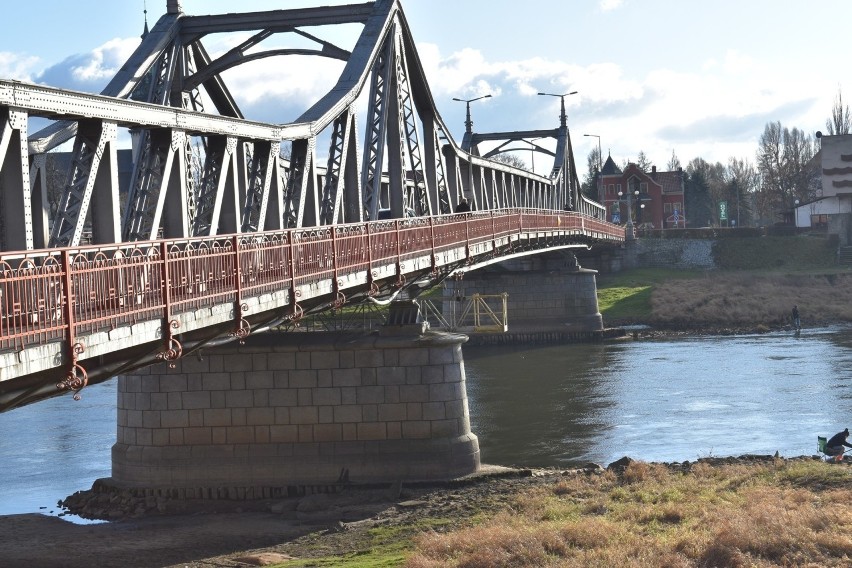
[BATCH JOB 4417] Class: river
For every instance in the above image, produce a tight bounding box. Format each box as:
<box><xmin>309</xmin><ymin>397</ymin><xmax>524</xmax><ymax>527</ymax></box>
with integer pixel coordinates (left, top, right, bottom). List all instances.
<box><xmin>2</xmin><ymin>326</ymin><xmax>851</xmax><ymax>522</ymax></box>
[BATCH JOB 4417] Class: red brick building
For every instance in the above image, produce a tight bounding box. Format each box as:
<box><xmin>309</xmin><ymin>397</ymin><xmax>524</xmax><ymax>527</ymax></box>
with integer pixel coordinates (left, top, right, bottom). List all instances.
<box><xmin>596</xmin><ymin>155</ymin><xmax>686</xmax><ymax>229</ymax></box>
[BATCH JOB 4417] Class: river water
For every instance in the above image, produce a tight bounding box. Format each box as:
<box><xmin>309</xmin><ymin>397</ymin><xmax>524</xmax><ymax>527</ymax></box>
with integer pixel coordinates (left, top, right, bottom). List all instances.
<box><xmin>3</xmin><ymin>326</ymin><xmax>851</xmax><ymax>522</ymax></box>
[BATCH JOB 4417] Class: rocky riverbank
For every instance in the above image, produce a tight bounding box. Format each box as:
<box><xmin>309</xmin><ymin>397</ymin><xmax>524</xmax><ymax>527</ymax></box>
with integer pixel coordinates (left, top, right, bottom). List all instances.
<box><xmin>21</xmin><ymin>453</ymin><xmax>830</xmax><ymax>568</ymax></box>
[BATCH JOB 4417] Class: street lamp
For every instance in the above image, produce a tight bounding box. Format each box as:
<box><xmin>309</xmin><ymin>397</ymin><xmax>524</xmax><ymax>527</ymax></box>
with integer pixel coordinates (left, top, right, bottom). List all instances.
<box><xmin>537</xmin><ymin>90</ymin><xmax>578</xmax><ymax>127</ymax></box>
<box><xmin>618</xmin><ymin>188</ymin><xmax>641</xmax><ymax>240</ymax></box>
<box><xmin>794</xmin><ymin>198</ymin><xmax>800</xmax><ymax>228</ymax></box>
<box><xmin>583</xmin><ymin>134</ymin><xmax>602</xmax><ymax>171</ymax></box>
<box><xmin>452</xmin><ymin>94</ymin><xmax>492</xmax><ymax>133</ymax></box>
<box><xmin>525</xmin><ymin>136</ymin><xmax>545</xmax><ymax>173</ymax></box>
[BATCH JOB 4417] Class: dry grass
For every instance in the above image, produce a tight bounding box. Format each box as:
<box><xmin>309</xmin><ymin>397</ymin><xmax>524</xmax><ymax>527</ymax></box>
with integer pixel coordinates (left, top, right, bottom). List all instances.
<box><xmin>404</xmin><ymin>460</ymin><xmax>852</xmax><ymax>567</ymax></box>
<box><xmin>649</xmin><ymin>272</ymin><xmax>852</xmax><ymax>329</ymax></box>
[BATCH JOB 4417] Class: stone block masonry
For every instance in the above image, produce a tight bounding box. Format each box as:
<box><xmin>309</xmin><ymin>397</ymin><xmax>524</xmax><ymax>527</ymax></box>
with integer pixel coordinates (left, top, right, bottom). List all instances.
<box><xmin>111</xmin><ymin>330</ymin><xmax>480</xmax><ymax>492</ymax></box>
<box><xmin>446</xmin><ymin>265</ymin><xmax>603</xmax><ymax>333</ymax></box>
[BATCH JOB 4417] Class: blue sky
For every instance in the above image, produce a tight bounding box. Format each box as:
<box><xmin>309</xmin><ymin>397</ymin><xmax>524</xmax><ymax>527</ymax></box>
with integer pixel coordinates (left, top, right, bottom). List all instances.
<box><xmin>2</xmin><ymin>0</ymin><xmax>851</xmax><ymax>175</ymax></box>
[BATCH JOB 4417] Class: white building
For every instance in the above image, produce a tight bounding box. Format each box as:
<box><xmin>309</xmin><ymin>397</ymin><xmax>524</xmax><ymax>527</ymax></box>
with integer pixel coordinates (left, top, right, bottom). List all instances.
<box><xmin>797</xmin><ymin>133</ymin><xmax>852</xmax><ymax>244</ymax></box>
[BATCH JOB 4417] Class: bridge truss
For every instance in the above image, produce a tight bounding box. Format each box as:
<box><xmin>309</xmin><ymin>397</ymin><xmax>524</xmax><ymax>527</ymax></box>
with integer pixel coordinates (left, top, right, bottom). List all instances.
<box><xmin>0</xmin><ymin>0</ymin><xmax>622</xmax><ymax>410</ymax></box>
<box><xmin>1</xmin><ymin>0</ymin><xmax>604</xmax><ymax>252</ymax></box>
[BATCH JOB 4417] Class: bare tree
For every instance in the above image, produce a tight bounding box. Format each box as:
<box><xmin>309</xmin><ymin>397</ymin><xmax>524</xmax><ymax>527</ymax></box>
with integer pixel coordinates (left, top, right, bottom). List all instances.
<box><xmin>490</xmin><ymin>152</ymin><xmax>527</xmax><ymax>169</ymax></box>
<box><xmin>756</xmin><ymin>121</ymin><xmax>817</xmax><ymax>223</ymax></box>
<box><xmin>726</xmin><ymin>157</ymin><xmax>758</xmax><ymax>226</ymax></box>
<box><xmin>826</xmin><ymin>88</ymin><xmax>851</xmax><ymax>135</ymax></box>
<box><xmin>667</xmin><ymin>150</ymin><xmax>681</xmax><ymax>171</ymax></box>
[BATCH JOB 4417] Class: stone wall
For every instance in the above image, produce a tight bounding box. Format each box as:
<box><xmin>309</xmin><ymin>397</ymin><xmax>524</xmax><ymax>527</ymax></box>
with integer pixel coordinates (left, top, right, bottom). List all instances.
<box><xmin>111</xmin><ymin>331</ymin><xmax>480</xmax><ymax>492</ymax></box>
<box><xmin>628</xmin><ymin>238</ymin><xmax>715</xmax><ymax>269</ymax></box>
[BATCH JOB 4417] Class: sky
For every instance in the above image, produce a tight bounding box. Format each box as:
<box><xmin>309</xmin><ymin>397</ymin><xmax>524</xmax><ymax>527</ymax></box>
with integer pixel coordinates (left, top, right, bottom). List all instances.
<box><xmin>2</xmin><ymin>0</ymin><xmax>851</xmax><ymax>177</ymax></box>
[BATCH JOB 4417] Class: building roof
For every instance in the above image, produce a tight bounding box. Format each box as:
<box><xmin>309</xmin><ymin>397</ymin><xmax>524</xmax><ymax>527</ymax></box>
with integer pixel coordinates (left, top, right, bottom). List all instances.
<box><xmin>601</xmin><ymin>155</ymin><xmax>621</xmax><ymax>175</ymax></box>
<box><xmin>653</xmin><ymin>170</ymin><xmax>684</xmax><ymax>194</ymax></box>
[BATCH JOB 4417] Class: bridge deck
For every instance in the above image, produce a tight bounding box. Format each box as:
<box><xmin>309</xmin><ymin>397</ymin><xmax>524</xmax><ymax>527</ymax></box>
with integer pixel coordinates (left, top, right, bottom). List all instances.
<box><xmin>0</xmin><ymin>209</ymin><xmax>622</xmax><ymax>410</ymax></box>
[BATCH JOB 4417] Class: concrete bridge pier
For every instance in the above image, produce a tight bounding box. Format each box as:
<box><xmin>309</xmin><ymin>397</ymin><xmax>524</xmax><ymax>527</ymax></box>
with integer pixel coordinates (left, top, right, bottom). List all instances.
<box><xmin>110</xmin><ymin>323</ymin><xmax>479</xmax><ymax>496</ymax></box>
<box><xmin>446</xmin><ymin>251</ymin><xmax>603</xmax><ymax>334</ymax></box>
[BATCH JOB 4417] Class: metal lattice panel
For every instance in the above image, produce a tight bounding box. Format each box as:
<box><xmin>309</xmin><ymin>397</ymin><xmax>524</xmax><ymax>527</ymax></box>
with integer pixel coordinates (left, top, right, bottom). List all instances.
<box><xmin>391</xmin><ymin>24</ymin><xmax>429</xmax><ymax>216</ymax></box>
<box><xmin>283</xmin><ymin>137</ymin><xmax>317</xmax><ymax>228</ymax></box>
<box><xmin>320</xmin><ymin>112</ymin><xmax>350</xmax><ymax>225</ymax></box>
<box><xmin>241</xmin><ymin>140</ymin><xmax>277</xmax><ymax>232</ymax></box>
<box><xmin>361</xmin><ymin>27</ymin><xmax>395</xmax><ymax>221</ymax></box>
<box><xmin>49</xmin><ymin>121</ymin><xmax>119</xmax><ymax>247</ymax></box>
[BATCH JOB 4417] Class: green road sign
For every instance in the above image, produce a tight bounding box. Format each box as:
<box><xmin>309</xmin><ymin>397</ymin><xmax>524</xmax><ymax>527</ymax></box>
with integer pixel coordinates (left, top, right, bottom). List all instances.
<box><xmin>719</xmin><ymin>201</ymin><xmax>728</xmax><ymax>221</ymax></box>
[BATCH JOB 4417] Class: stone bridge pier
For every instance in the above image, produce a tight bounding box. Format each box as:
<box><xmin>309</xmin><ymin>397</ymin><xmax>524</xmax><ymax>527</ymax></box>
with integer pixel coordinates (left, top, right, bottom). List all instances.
<box><xmin>446</xmin><ymin>251</ymin><xmax>603</xmax><ymax>335</ymax></box>
<box><xmin>110</xmin><ymin>328</ymin><xmax>479</xmax><ymax>495</ymax></box>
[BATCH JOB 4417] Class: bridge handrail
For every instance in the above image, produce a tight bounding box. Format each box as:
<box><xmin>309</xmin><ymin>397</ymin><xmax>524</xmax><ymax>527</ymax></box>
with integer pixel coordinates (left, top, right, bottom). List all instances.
<box><xmin>0</xmin><ymin>209</ymin><xmax>623</xmax><ymax>353</ymax></box>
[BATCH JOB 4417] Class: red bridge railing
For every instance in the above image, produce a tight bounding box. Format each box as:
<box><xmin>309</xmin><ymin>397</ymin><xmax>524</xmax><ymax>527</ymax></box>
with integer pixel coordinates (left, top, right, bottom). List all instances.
<box><xmin>0</xmin><ymin>209</ymin><xmax>623</xmax><ymax>353</ymax></box>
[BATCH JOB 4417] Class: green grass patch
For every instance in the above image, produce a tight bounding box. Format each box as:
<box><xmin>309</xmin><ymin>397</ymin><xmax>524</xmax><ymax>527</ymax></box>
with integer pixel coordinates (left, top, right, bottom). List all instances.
<box><xmin>279</xmin><ymin>518</ymin><xmax>455</xmax><ymax>568</ymax></box>
<box><xmin>598</xmin><ymin>285</ymin><xmax>652</xmax><ymax>319</ymax></box>
<box><xmin>279</xmin><ymin>551</ymin><xmax>408</xmax><ymax>567</ymax></box>
<box><xmin>597</xmin><ymin>268</ymin><xmax>701</xmax><ymax>320</ymax></box>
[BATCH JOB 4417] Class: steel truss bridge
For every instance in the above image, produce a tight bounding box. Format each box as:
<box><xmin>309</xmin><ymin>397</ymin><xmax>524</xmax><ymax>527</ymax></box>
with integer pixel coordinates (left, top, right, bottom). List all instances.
<box><xmin>0</xmin><ymin>0</ymin><xmax>623</xmax><ymax>411</ymax></box>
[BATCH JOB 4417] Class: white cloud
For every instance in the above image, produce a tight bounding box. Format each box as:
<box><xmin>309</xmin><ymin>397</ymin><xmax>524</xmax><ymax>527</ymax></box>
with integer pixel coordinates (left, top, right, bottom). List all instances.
<box><xmin>721</xmin><ymin>49</ymin><xmax>756</xmax><ymax>75</ymax></box>
<box><xmin>599</xmin><ymin>0</ymin><xmax>624</xmax><ymax>12</ymax></box>
<box><xmin>35</xmin><ymin>37</ymin><xmax>140</xmax><ymax>91</ymax></box>
<box><xmin>70</xmin><ymin>38</ymin><xmax>139</xmax><ymax>83</ymax></box>
<box><xmin>0</xmin><ymin>52</ymin><xmax>41</xmax><ymax>82</ymax></box>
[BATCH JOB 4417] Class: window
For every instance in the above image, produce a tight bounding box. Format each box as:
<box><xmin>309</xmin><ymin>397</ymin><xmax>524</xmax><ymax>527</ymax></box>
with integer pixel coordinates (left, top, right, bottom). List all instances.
<box><xmin>674</xmin><ymin>202</ymin><xmax>682</xmax><ymax>212</ymax></box>
<box><xmin>608</xmin><ymin>184</ymin><xmax>615</xmax><ymax>194</ymax></box>
<box><xmin>617</xmin><ymin>183</ymin><xmax>622</xmax><ymax>193</ymax></box>
<box><xmin>640</xmin><ymin>182</ymin><xmax>648</xmax><ymax>192</ymax></box>
<box><xmin>811</xmin><ymin>214</ymin><xmax>829</xmax><ymax>228</ymax></box>
<box><xmin>664</xmin><ymin>203</ymin><xmax>672</xmax><ymax>213</ymax></box>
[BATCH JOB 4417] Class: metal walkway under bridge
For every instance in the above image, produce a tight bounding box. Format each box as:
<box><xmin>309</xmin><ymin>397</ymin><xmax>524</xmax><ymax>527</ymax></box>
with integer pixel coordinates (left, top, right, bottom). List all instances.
<box><xmin>0</xmin><ymin>0</ymin><xmax>624</xmax><ymax>411</ymax></box>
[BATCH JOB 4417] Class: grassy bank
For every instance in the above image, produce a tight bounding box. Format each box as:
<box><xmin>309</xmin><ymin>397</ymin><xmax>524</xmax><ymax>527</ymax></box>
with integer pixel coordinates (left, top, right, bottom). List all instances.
<box><xmin>599</xmin><ymin>268</ymin><xmax>852</xmax><ymax>330</ymax></box>
<box><xmin>598</xmin><ymin>236</ymin><xmax>852</xmax><ymax>330</ymax></box>
<box><xmin>404</xmin><ymin>460</ymin><xmax>852</xmax><ymax>568</ymax></box>
<box><xmin>273</xmin><ymin>459</ymin><xmax>852</xmax><ymax>567</ymax></box>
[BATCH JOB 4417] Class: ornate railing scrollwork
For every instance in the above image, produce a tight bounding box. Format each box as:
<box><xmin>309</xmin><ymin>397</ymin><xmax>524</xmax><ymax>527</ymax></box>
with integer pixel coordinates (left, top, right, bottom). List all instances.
<box><xmin>157</xmin><ymin>319</ymin><xmax>183</xmax><ymax>368</ymax></box>
<box><xmin>56</xmin><ymin>343</ymin><xmax>88</xmax><ymax>401</ymax></box>
<box><xmin>230</xmin><ymin>303</ymin><xmax>251</xmax><ymax>344</ymax></box>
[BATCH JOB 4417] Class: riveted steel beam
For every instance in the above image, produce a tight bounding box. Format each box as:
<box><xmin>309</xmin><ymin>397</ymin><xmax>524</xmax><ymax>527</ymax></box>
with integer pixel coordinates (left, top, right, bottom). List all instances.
<box><xmin>48</xmin><ymin>120</ymin><xmax>120</xmax><ymax>247</ymax></box>
<box><xmin>0</xmin><ymin>109</ymin><xmax>33</xmax><ymax>251</ymax></box>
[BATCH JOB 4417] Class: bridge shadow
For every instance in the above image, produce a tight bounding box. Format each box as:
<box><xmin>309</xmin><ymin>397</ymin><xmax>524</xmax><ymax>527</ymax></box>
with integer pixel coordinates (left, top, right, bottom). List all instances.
<box><xmin>1</xmin><ymin>485</ymin><xmax>408</xmax><ymax>567</ymax></box>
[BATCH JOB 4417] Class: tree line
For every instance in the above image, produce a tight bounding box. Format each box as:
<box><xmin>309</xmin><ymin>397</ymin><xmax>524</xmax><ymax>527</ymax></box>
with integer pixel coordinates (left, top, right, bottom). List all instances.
<box><xmin>580</xmin><ymin>89</ymin><xmax>851</xmax><ymax>227</ymax></box>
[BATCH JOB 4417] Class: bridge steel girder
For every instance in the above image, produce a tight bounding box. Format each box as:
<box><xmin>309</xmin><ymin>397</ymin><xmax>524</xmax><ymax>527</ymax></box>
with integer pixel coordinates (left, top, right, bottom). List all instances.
<box><xmin>27</xmin><ymin>154</ymin><xmax>50</xmax><ymax>250</ymax></box>
<box><xmin>48</xmin><ymin>120</ymin><xmax>121</xmax><ymax>248</ymax></box>
<box><xmin>0</xmin><ymin>109</ymin><xmax>34</xmax><ymax>252</ymax></box>
<box><xmin>124</xmin><ymin>129</ymin><xmax>190</xmax><ymax>241</ymax></box>
<box><xmin>0</xmin><ymin>0</ymin><xmax>608</xmax><ymax>252</ymax></box>
<box><xmin>285</xmin><ymin>137</ymin><xmax>319</xmax><ymax>228</ymax></box>
<box><xmin>320</xmin><ymin>110</ymin><xmax>362</xmax><ymax>226</ymax></box>
<box><xmin>0</xmin><ymin>0</ymin><xmax>629</xmax><ymax>407</ymax></box>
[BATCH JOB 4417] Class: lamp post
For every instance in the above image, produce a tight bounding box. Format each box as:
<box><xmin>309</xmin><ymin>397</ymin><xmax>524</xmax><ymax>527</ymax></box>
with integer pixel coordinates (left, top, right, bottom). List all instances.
<box><xmin>584</xmin><ymin>133</ymin><xmax>602</xmax><ymax>199</ymax></box>
<box><xmin>794</xmin><ymin>198</ymin><xmax>800</xmax><ymax>228</ymax></box>
<box><xmin>452</xmin><ymin>94</ymin><xmax>491</xmax><ymax>208</ymax></box>
<box><xmin>452</xmin><ymin>94</ymin><xmax>492</xmax><ymax>133</ymax></box>
<box><xmin>537</xmin><ymin>90</ymin><xmax>578</xmax><ymax>127</ymax></box>
<box><xmin>618</xmin><ymin>188</ymin><xmax>640</xmax><ymax>240</ymax></box>
<box><xmin>525</xmin><ymin>136</ymin><xmax>545</xmax><ymax>174</ymax></box>
<box><xmin>583</xmin><ymin>134</ymin><xmax>601</xmax><ymax>169</ymax></box>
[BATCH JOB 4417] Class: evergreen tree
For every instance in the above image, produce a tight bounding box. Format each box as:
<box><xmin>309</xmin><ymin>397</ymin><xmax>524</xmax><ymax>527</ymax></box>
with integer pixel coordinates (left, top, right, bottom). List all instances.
<box><xmin>581</xmin><ymin>147</ymin><xmax>601</xmax><ymax>201</ymax></box>
<box><xmin>685</xmin><ymin>159</ymin><xmax>715</xmax><ymax>227</ymax></box>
